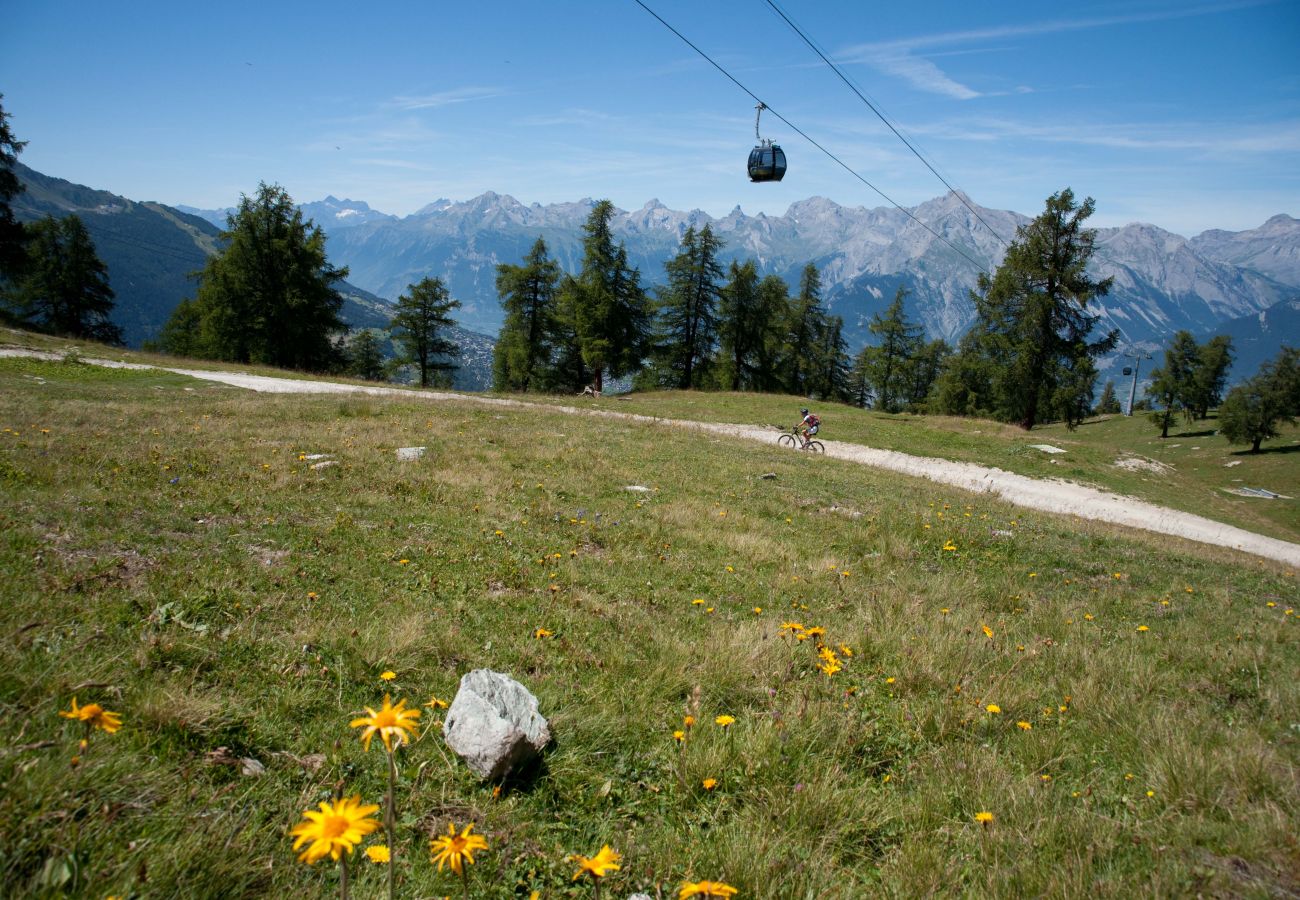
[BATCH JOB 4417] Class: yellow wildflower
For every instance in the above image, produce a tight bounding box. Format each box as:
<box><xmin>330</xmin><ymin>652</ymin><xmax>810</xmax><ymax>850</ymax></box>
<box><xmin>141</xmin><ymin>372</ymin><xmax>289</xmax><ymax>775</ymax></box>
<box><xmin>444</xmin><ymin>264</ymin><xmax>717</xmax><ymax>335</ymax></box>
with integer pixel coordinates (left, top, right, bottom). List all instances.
<box><xmin>679</xmin><ymin>881</ymin><xmax>738</xmax><ymax>899</ymax></box>
<box><xmin>429</xmin><ymin>822</ymin><xmax>488</xmax><ymax>875</ymax></box>
<box><xmin>379</xmin><ymin>671</ymin><xmax>396</xmax><ymax>681</ymax></box>
<box><xmin>59</xmin><ymin>697</ymin><xmax>122</xmax><ymax>734</ymax></box>
<box><xmin>350</xmin><ymin>695</ymin><xmax>421</xmax><ymax>753</ymax></box>
<box><xmin>974</xmin><ymin>811</ymin><xmax>994</xmax><ymax>824</ymax></box>
<box><xmin>702</xmin><ymin>777</ymin><xmax>717</xmax><ymax>790</ymax></box>
<box><xmin>985</xmin><ymin>704</ymin><xmax>1002</xmax><ymax>714</ymax></box>
<box><xmin>714</xmin><ymin>715</ymin><xmax>735</xmax><ymax>728</ymax></box>
<box><xmin>289</xmin><ymin>796</ymin><xmax>380</xmax><ymax>864</ymax></box>
<box><xmin>365</xmin><ymin>844</ymin><xmax>391</xmax><ymax>864</ymax></box>
<box><xmin>571</xmin><ymin>845</ymin><xmax>621</xmax><ymax>880</ymax></box>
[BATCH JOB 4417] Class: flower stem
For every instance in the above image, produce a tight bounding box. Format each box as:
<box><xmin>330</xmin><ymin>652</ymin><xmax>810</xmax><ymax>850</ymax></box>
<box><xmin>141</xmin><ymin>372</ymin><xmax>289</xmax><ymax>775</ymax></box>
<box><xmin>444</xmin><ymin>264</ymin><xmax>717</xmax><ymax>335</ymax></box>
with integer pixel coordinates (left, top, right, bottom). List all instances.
<box><xmin>460</xmin><ymin>867</ymin><xmax>470</xmax><ymax>900</ymax></box>
<box><xmin>339</xmin><ymin>854</ymin><xmax>349</xmax><ymax>900</ymax></box>
<box><xmin>386</xmin><ymin>749</ymin><xmax>397</xmax><ymax>900</ymax></box>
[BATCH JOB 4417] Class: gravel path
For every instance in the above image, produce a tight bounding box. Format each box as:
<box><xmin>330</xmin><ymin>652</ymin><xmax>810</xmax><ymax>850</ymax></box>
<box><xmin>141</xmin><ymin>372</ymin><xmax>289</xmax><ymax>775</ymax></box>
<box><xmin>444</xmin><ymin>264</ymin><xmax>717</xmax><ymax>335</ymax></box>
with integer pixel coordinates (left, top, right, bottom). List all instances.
<box><xmin>7</xmin><ymin>348</ymin><xmax>1298</xmax><ymax>567</ymax></box>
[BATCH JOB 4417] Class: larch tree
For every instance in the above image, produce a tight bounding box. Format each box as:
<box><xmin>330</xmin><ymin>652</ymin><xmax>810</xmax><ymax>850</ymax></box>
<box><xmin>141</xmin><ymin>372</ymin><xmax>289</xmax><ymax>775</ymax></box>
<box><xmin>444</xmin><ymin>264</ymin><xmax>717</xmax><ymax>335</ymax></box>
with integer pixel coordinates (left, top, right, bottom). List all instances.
<box><xmin>859</xmin><ymin>287</ymin><xmax>923</xmax><ymax>412</ymax></box>
<box><xmin>493</xmin><ymin>236</ymin><xmax>560</xmax><ymax>392</ymax></box>
<box><xmin>164</xmin><ymin>182</ymin><xmax>347</xmax><ymax>370</ymax></box>
<box><xmin>565</xmin><ymin>200</ymin><xmax>650</xmax><ymax>392</ymax></box>
<box><xmin>971</xmin><ymin>189</ymin><xmax>1117</xmax><ymax>430</ymax></box>
<box><xmin>1146</xmin><ymin>330</ymin><xmax>1199</xmax><ymax>438</ymax></box>
<box><xmin>391</xmin><ymin>276</ymin><xmax>461</xmax><ymax>388</ymax></box>
<box><xmin>653</xmin><ymin>224</ymin><xmax>724</xmax><ymax>389</ymax></box>
<box><xmin>9</xmin><ymin>214</ymin><xmax>122</xmax><ymax>344</ymax></box>
<box><xmin>0</xmin><ymin>94</ymin><xmax>28</xmax><ymax>287</ymax></box>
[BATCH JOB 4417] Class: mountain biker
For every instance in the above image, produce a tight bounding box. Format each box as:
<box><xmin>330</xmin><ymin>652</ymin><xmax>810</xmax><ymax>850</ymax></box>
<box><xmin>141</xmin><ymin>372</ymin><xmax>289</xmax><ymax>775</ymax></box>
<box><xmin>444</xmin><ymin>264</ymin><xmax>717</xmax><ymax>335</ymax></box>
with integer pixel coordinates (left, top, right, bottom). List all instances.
<box><xmin>797</xmin><ymin>407</ymin><xmax>820</xmax><ymax>447</ymax></box>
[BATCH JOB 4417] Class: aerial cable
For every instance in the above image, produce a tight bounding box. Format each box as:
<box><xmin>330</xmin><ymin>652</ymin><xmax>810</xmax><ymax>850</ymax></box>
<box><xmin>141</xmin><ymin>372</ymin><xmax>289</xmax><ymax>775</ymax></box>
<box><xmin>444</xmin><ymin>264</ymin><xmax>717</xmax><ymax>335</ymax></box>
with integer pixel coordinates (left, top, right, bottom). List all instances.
<box><xmin>630</xmin><ymin>0</ymin><xmax>990</xmax><ymax>276</ymax></box>
<box><xmin>762</xmin><ymin>0</ymin><xmax>1010</xmax><ymax>247</ymax></box>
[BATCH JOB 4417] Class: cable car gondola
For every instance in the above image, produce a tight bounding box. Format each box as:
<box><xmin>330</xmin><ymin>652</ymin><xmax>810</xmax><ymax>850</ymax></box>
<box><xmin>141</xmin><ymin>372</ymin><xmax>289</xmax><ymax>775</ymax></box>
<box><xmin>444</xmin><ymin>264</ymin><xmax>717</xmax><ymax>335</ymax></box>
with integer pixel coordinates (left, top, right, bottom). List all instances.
<box><xmin>748</xmin><ymin>102</ymin><xmax>786</xmax><ymax>182</ymax></box>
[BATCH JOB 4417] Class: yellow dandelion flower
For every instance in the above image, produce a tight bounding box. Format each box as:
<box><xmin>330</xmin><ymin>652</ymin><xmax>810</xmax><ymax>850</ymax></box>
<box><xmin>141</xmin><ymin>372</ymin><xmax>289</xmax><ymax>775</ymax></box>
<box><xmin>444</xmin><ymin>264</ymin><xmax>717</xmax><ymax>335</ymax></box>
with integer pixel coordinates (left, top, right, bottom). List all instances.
<box><xmin>779</xmin><ymin>621</ymin><xmax>805</xmax><ymax>633</ymax></box>
<box><xmin>885</xmin><ymin>677</ymin><xmax>895</xmax><ymax>684</ymax></box>
<box><xmin>673</xmin><ymin>730</ymin><xmax>685</xmax><ymax>743</ymax></box>
<box><xmin>365</xmin><ymin>844</ymin><xmax>391</xmax><ymax>864</ymax></box>
<box><xmin>425</xmin><ymin>695</ymin><xmax>448</xmax><ymax>710</ymax></box>
<box><xmin>803</xmin><ymin>626</ymin><xmax>826</xmax><ymax>639</ymax></box>
<box><xmin>571</xmin><ymin>845</ymin><xmax>621</xmax><ymax>880</ymax></box>
<box><xmin>725</xmin><ymin>565</ymin><xmax>734</xmax><ymax>573</ymax></box>
<box><xmin>59</xmin><ymin>697</ymin><xmax>122</xmax><ymax>734</ymax></box>
<box><xmin>683</xmin><ymin>715</ymin><xmax>696</xmax><ymax>728</ymax></box>
<box><xmin>819</xmin><ymin>660</ymin><xmax>842</xmax><ymax>676</ymax></box>
<box><xmin>379</xmin><ymin>671</ymin><xmax>397</xmax><ymax>681</ymax></box>
<box><xmin>533</xmin><ymin>627</ymin><xmax>554</xmax><ymax>639</ymax></box>
<box><xmin>307</xmin><ymin>591</ymin><xmax>319</xmax><ymax>600</ymax></box>
<box><xmin>752</xmin><ymin>606</ymin><xmax>762</xmax><ymax>614</ymax></box>
<box><xmin>429</xmin><ymin>822</ymin><xmax>488</xmax><ymax>875</ymax></box>
<box><xmin>1266</xmin><ymin>601</ymin><xmax>1276</xmax><ymax>607</ymax></box>
<box><xmin>1146</xmin><ymin>790</ymin><xmax>1155</xmax><ymax>798</ymax></box>
<box><xmin>942</xmin><ymin>540</ymin><xmax>957</xmax><ymax>552</ymax></box>
<box><xmin>839</xmin><ymin>644</ymin><xmax>853</xmax><ymax>656</ymax></box>
<box><xmin>982</xmin><ymin>624</ymin><xmax>994</xmax><ymax>639</ymax></box>
<box><xmin>1137</xmin><ymin>625</ymin><xmax>1149</xmax><ymax>632</ymax></box>
<box><xmin>289</xmin><ymin>796</ymin><xmax>380</xmax><ymax>864</ymax></box>
<box><xmin>702</xmin><ymin>777</ymin><xmax>717</xmax><ymax>790</ymax></box>
<box><xmin>985</xmin><ymin>704</ymin><xmax>1002</xmax><ymax>714</ymax></box>
<box><xmin>692</xmin><ymin>598</ymin><xmax>705</xmax><ymax>606</ymax></box>
<box><xmin>1016</xmin><ymin>721</ymin><xmax>1032</xmax><ymax>731</ymax></box>
<box><xmin>974</xmin><ymin>811</ymin><xmax>994</xmax><ymax>824</ymax></box>
<box><xmin>714</xmin><ymin>715</ymin><xmax>735</xmax><ymax>728</ymax></box>
<box><xmin>350</xmin><ymin>695</ymin><xmax>421</xmax><ymax>753</ymax></box>
<box><xmin>679</xmin><ymin>881</ymin><xmax>738</xmax><ymax>899</ymax></box>
<box><xmin>398</xmin><ymin>558</ymin><xmax>409</xmax><ymax>565</ymax></box>
<box><xmin>940</xmin><ymin>607</ymin><xmax>950</xmax><ymax>615</ymax></box>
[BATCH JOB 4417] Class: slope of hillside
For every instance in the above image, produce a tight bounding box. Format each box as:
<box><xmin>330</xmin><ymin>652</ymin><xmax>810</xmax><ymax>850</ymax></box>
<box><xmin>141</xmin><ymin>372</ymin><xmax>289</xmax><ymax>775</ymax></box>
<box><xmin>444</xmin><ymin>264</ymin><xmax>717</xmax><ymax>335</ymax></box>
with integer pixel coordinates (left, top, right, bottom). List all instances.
<box><xmin>1</xmin><ymin>355</ymin><xmax>1295</xmax><ymax>898</ymax></box>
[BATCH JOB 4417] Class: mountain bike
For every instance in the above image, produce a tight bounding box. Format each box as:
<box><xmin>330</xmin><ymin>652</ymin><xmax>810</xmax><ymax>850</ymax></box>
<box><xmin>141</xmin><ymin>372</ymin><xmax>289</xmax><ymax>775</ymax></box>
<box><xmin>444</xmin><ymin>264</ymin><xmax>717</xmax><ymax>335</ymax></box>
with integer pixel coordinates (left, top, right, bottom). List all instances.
<box><xmin>777</xmin><ymin>427</ymin><xmax>824</xmax><ymax>453</ymax></box>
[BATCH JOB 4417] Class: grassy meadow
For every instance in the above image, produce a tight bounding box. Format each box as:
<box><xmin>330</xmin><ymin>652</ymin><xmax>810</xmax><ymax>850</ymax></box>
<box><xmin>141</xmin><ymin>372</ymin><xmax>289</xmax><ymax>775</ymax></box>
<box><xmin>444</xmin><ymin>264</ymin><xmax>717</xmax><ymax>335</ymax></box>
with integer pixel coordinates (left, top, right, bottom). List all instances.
<box><xmin>1</xmin><ymin>352</ymin><xmax>1298</xmax><ymax>898</ymax></box>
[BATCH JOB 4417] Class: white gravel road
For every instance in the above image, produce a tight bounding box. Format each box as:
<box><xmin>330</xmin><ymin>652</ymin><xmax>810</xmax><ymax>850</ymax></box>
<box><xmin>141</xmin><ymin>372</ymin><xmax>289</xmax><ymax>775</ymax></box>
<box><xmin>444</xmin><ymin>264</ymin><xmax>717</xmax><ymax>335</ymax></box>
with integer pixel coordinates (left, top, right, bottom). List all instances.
<box><xmin>6</xmin><ymin>348</ymin><xmax>1298</xmax><ymax>567</ymax></box>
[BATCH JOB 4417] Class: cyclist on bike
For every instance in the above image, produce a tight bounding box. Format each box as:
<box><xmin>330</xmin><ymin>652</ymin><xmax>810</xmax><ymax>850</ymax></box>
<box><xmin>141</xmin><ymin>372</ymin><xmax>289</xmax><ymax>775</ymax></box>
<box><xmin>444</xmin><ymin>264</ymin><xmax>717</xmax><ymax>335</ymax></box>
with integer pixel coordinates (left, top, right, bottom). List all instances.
<box><xmin>797</xmin><ymin>407</ymin><xmax>820</xmax><ymax>448</ymax></box>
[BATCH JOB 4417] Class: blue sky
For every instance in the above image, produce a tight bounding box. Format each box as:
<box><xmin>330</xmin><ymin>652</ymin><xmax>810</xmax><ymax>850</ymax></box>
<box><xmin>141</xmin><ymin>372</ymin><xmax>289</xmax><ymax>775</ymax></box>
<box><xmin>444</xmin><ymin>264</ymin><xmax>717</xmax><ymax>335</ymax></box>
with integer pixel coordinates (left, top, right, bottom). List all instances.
<box><xmin>2</xmin><ymin>0</ymin><xmax>1297</xmax><ymax>235</ymax></box>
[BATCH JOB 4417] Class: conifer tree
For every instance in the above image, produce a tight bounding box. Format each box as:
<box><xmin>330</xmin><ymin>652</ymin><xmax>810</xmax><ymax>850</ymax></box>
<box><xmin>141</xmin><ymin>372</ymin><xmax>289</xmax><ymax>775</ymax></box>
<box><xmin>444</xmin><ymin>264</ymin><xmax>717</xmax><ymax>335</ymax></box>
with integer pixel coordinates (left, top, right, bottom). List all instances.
<box><xmin>808</xmin><ymin>313</ymin><xmax>851</xmax><ymax>401</ymax></box>
<box><xmin>859</xmin><ymin>287</ymin><xmax>922</xmax><ymax>412</ymax></box>
<box><xmin>0</xmin><ymin>94</ymin><xmax>28</xmax><ymax>286</ymax></box>
<box><xmin>901</xmin><ymin>338</ymin><xmax>951</xmax><ymax>411</ymax></box>
<box><xmin>347</xmin><ymin>329</ymin><xmax>386</xmax><ymax>381</ymax></box>
<box><xmin>652</xmin><ymin>224</ymin><xmax>724</xmax><ymax>389</ymax></box>
<box><xmin>9</xmin><ymin>214</ymin><xmax>122</xmax><ymax>344</ymax></box>
<box><xmin>391</xmin><ymin>276</ymin><xmax>460</xmax><ymax>387</ymax></box>
<box><xmin>1146</xmin><ymin>330</ymin><xmax>1199</xmax><ymax>438</ymax></box>
<box><xmin>716</xmin><ymin>259</ymin><xmax>760</xmax><ymax>391</ymax></box>
<box><xmin>1095</xmin><ymin>380</ymin><xmax>1121</xmax><ymax>415</ymax></box>
<box><xmin>565</xmin><ymin>200</ymin><xmax>650</xmax><ymax>392</ymax></box>
<box><xmin>781</xmin><ymin>263</ymin><xmax>827</xmax><ymax>396</ymax></box>
<box><xmin>163</xmin><ymin>182</ymin><xmax>347</xmax><ymax>370</ymax></box>
<box><xmin>1218</xmin><ymin>346</ymin><xmax>1298</xmax><ymax>453</ymax></box>
<box><xmin>493</xmin><ymin>237</ymin><xmax>560</xmax><ymax>392</ymax></box>
<box><xmin>970</xmin><ymin>189</ymin><xmax>1117</xmax><ymax>430</ymax></box>
<box><xmin>1190</xmin><ymin>335</ymin><xmax>1233</xmax><ymax>420</ymax></box>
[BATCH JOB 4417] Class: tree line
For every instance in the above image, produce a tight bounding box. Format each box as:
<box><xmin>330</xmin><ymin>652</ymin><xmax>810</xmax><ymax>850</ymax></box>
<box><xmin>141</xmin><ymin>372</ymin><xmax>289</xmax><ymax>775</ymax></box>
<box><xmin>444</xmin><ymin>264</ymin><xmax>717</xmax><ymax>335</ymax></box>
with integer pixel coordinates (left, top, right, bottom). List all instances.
<box><xmin>492</xmin><ymin>200</ymin><xmax>853</xmax><ymax>399</ymax></box>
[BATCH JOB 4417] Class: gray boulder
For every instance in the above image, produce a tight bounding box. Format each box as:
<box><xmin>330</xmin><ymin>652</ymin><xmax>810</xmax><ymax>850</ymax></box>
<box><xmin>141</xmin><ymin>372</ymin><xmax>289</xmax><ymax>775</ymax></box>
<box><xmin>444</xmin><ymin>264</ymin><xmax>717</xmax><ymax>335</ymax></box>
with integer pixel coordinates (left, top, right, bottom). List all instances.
<box><xmin>444</xmin><ymin>669</ymin><xmax>551</xmax><ymax>780</ymax></box>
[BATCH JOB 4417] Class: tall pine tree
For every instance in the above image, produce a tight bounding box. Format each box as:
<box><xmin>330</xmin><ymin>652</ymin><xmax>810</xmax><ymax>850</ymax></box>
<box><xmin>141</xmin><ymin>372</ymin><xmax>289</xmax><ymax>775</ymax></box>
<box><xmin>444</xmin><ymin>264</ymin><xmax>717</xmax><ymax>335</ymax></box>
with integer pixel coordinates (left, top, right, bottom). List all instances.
<box><xmin>162</xmin><ymin>182</ymin><xmax>347</xmax><ymax>370</ymax></box>
<box><xmin>493</xmin><ymin>237</ymin><xmax>560</xmax><ymax>392</ymax></box>
<box><xmin>9</xmin><ymin>214</ymin><xmax>122</xmax><ymax>344</ymax></box>
<box><xmin>652</xmin><ymin>224</ymin><xmax>724</xmax><ymax>389</ymax></box>
<box><xmin>858</xmin><ymin>287</ymin><xmax>922</xmax><ymax>412</ymax></box>
<box><xmin>970</xmin><ymin>189</ymin><xmax>1117</xmax><ymax>430</ymax></box>
<box><xmin>0</xmin><ymin>94</ymin><xmax>28</xmax><ymax>287</ymax></box>
<box><xmin>564</xmin><ymin>200</ymin><xmax>650</xmax><ymax>392</ymax></box>
<box><xmin>391</xmin><ymin>276</ymin><xmax>460</xmax><ymax>387</ymax></box>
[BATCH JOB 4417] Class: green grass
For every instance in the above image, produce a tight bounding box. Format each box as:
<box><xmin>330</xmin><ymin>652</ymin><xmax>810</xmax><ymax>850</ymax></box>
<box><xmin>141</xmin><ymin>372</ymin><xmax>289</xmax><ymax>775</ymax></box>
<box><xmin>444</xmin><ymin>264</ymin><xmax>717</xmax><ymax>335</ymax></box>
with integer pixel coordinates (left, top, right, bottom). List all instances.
<box><xmin>522</xmin><ymin>390</ymin><xmax>1300</xmax><ymax>544</ymax></box>
<box><xmin>1</xmin><ymin>356</ymin><xmax>1298</xmax><ymax>899</ymax></box>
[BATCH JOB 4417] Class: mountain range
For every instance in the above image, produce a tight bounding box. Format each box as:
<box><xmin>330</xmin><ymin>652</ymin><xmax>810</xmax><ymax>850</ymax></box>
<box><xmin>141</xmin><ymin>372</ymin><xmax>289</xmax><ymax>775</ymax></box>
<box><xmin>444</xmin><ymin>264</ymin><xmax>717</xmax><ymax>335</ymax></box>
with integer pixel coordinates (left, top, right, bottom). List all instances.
<box><xmin>182</xmin><ymin>189</ymin><xmax>1300</xmax><ymax>385</ymax></box>
<box><xmin>15</xmin><ymin>162</ymin><xmax>1300</xmax><ymax>390</ymax></box>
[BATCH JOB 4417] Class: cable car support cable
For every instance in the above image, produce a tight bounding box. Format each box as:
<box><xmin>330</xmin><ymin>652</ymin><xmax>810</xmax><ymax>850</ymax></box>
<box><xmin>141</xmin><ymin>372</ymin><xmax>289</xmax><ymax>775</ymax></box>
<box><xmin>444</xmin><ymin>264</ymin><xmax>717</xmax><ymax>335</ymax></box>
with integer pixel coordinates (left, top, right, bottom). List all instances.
<box><xmin>762</xmin><ymin>0</ymin><xmax>1009</xmax><ymax>247</ymax></box>
<box><xmin>630</xmin><ymin>0</ymin><xmax>990</xmax><ymax>276</ymax></box>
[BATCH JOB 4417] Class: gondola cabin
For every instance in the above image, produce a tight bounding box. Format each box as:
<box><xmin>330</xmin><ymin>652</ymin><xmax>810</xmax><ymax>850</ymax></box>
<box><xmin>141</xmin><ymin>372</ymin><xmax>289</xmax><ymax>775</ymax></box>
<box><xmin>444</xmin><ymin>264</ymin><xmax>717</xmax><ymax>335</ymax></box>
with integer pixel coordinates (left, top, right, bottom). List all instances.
<box><xmin>748</xmin><ymin>141</ymin><xmax>787</xmax><ymax>182</ymax></box>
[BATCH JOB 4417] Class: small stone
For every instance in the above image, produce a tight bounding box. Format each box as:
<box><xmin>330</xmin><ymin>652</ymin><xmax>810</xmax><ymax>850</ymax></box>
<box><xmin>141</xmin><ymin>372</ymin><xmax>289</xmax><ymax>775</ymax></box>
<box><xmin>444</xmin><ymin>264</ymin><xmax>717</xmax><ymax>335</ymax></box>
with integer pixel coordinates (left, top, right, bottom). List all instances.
<box><xmin>240</xmin><ymin>757</ymin><xmax>266</xmax><ymax>777</ymax></box>
<box><xmin>396</xmin><ymin>446</ymin><xmax>426</xmax><ymax>461</ymax></box>
<box><xmin>310</xmin><ymin>460</ymin><xmax>338</xmax><ymax>470</ymax></box>
<box><xmin>760</xmin><ymin>472</ymin><xmax>777</xmax><ymax>480</ymax></box>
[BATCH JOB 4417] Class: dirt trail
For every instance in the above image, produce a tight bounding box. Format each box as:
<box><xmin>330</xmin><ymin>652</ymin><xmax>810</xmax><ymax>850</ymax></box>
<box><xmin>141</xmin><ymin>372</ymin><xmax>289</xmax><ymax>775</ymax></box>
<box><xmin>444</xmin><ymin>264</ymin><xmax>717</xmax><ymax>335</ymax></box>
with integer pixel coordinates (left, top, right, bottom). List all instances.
<box><xmin>6</xmin><ymin>348</ymin><xmax>1298</xmax><ymax>567</ymax></box>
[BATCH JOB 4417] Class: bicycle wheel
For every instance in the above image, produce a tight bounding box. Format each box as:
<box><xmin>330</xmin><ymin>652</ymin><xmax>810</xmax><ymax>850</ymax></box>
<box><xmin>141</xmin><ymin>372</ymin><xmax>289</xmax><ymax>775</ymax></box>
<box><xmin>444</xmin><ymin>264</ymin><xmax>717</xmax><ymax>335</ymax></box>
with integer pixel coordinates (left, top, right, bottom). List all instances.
<box><xmin>778</xmin><ymin>434</ymin><xmax>797</xmax><ymax>449</ymax></box>
<box><xmin>805</xmin><ymin>440</ymin><xmax>825</xmax><ymax>453</ymax></box>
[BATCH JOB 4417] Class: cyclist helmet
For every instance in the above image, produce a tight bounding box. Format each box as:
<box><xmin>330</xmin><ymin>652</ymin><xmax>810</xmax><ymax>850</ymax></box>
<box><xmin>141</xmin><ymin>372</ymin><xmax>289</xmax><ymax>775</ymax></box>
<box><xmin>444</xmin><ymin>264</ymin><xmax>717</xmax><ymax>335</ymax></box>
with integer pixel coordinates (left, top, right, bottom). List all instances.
<box><xmin>800</xmin><ymin>408</ymin><xmax>809</xmax><ymax>415</ymax></box>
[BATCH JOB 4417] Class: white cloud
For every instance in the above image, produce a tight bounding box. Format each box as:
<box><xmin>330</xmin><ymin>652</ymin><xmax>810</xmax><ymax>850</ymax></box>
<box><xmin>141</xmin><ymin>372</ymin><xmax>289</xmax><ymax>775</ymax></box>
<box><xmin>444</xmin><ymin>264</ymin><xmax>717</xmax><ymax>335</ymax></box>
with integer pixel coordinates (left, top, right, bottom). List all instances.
<box><xmin>386</xmin><ymin>87</ymin><xmax>506</xmax><ymax>110</ymax></box>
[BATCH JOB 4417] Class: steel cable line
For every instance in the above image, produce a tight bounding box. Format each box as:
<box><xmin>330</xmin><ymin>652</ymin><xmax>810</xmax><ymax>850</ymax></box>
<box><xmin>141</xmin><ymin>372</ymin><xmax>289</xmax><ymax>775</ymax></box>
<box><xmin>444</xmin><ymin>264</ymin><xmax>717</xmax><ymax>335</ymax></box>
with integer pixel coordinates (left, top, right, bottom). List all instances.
<box><xmin>630</xmin><ymin>0</ymin><xmax>991</xmax><ymax>276</ymax></box>
<box><xmin>763</xmin><ymin>0</ymin><xmax>1009</xmax><ymax>247</ymax></box>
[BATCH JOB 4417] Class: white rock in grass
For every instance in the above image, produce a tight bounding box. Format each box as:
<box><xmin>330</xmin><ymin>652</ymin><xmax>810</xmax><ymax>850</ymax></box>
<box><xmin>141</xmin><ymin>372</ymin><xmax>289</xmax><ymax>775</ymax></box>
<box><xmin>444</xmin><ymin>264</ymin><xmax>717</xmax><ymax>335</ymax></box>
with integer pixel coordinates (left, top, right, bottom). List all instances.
<box><xmin>444</xmin><ymin>669</ymin><xmax>551</xmax><ymax>780</ymax></box>
<box><xmin>625</xmin><ymin>485</ymin><xmax>652</xmax><ymax>492</ymax></box>
<box><xmin>395</xmin><ymin>446</ymin><xmax>426</xmax><ymax>461</ymax></box>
